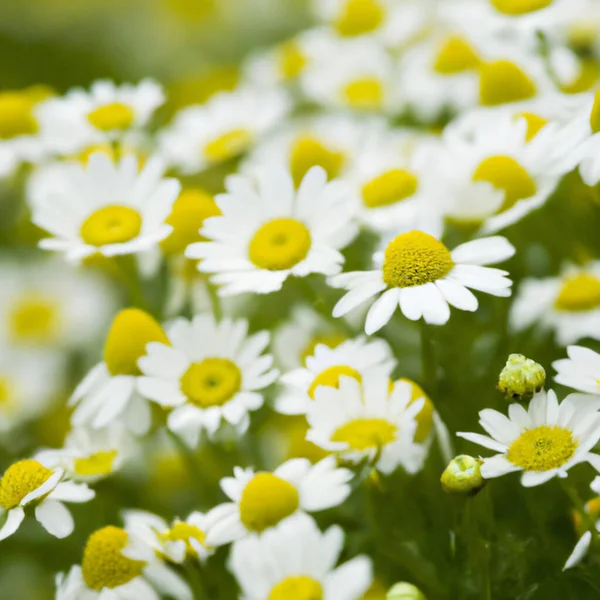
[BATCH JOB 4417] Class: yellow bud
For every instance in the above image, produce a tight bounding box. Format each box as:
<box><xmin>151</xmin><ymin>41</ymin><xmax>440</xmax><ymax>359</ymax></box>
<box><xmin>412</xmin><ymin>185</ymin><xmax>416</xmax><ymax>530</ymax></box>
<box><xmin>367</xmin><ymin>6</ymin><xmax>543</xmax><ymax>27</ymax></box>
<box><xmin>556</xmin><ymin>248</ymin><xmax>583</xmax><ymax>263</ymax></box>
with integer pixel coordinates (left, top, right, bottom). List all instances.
<box><xmin>497</xmin><ymin>353</ymin><xmax>545</xmax><ymax>401</ymax></box>
<box><xmin>441</xmin><ymin>455</ymin><xmax>485</xmax><ymax>495</ymax></box>
<box><xmin>387</xmin><ymin>582</ymin><xmax>427</xmax><ymax>600</ymax></box>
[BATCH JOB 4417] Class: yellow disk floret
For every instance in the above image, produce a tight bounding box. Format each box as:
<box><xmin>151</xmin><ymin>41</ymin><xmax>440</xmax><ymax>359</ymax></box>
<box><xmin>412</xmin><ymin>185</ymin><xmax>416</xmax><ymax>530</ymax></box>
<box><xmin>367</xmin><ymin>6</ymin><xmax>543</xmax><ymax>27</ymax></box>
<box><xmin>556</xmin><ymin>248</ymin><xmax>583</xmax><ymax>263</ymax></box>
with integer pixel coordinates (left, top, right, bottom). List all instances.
<box><xmin>0</xmin><ymin>91</ymin><xmax>40</xmax><ymax>139</ymax></box>
<box><xmin>88</xmin><ymin>103</ymin><xmax>135</xmax><ymax>132</ymax></box>
<box><xmin>0</xmin><ymin>460</ymin><xmax>54</xmax><ymax>510</ymax></box>
<box><xmin>589</xmin><ymin>89</ymin><xmax>600</xmax><ymax>134</ymax></box>
<box><xmin>554</xmin><ymin>274</ymin><xmax>600</xmax><ymax>312</ymax></box>
<box><xmin>433</xmin><ymin>36</ymin><xmax>480</xmax><ymax>75</ymax></box>
<box><xmin>343</xmin><ymin>78</ymin><xmax>384</xmax><ymax>110</ymax></box>
<box><xmin>491</xmin><ymin>0</ymin><xmax>552</xmax><ymax>16</ymax></box>
<box><xmin>80</xmin><ymin>205</ymin><xmax>142</xmax><ymax>247</ymax></box>
<box><xmin>362</xmin><ymin>169</ymin><xmax>419</xmax><ymax>208</ymax></box>
<box><xmin>82</xmin><ymin>526</ymin><xmax>147</xmax><ymax>590</ymax></box>
<box><xmin>9</xmin><ymin>295</ymin><xmax>59</xmax><ymax>344</ymax></box>
<box><xmin>382</xmin><ymin>231</ymin><xmax>454</xmax><ymax>288</ymax></box>
<box><xmin>331</xmin><ymin>418</ymin><xmax>396</xmax><ymax>451</ymax></box>
<box><xmin>289</xmin><ymin>136</ymin><xmax>345</xmax><ymax>188</ymax></box>
<box><xmin>301</xmin><ymin>334</ymin><xmax>345</xmax><ymax>365</ymax></box>
<box><xmin>203</xmin><ymin>129</ymin><xmax>252</xmax><ymax>162</ymax></box>
<box><xmin>507</xmin><ymin>425</ymin><xmax>577</xmax><ymax>471</ymax></box>
<box><xmin>517</xmin><ymin>112</ymin><xmax>548</xmax><ymax>141</ymax></box>
<box><xmin>278</xmin><ymin>41</ymin><xmax>307</xmax><ymax>80</ymax></box>
<box><xmin>161</xmin><ymin>522</ymin><xmax>208</xmax><ymax>559</ymax></box>
<box><xmin>74</xmin><ymin>451</ymin><xmax>118</xmax><ymax>477</ymax></box>
<box><xmin>180</xmin><ymin>358</ymin><xmax>242</xmax><ymax>407</ymax></box>
<box><xmin>479</xmin><ymin>60</ymin><xmax>537</xmax><ymax>106</ymax></box>
<box><xmin>308</xmin><ymin>366</ymin><xmax>361</xmax><ymax>398</ymax></box>
<box><xmin>239</xmin><ymin>473</ymin><xmax>300</xmax><ymax>532</ymax></box>
<box><xmin>269</xmin><ymin>576</ymin><xmax>323</xmax><ymax>600</ymax></box>
<box><xmin>335</xmin><ymin>0</ymin><xmax>384</xmax><ymax>37</ymax></box>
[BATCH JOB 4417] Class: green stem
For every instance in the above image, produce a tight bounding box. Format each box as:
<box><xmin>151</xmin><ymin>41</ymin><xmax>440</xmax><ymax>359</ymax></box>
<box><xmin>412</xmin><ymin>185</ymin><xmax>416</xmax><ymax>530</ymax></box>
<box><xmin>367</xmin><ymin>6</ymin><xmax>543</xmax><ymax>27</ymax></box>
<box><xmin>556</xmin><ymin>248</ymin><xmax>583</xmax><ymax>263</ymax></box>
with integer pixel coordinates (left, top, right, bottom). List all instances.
<box><xmin>561</xmin><ymin>479</ymin><xmax>595</xmax><ymax>532</ymax></box>
<box><xmin>114</xmin><ymin>255</ymin><xmax>149</xmax><ymax>310</ymax></box>
<box><xmin>167</xmin><ymin>430</ymin><xmax>204</xmax><ymax>500</ymax></box>
<box><xmin>183</xmin><ymin>560</ymin><xmax>207</xmax><ymax>600</ymax></box>
<box><xmin>420</xmin><ymin>321</ymin><xmax>436</xmax><ymax>393</ymax></box>
<box><xmin>205</xmin><ymin>280</ymin><xmax>222</xmax><ymax>321</ymax></box>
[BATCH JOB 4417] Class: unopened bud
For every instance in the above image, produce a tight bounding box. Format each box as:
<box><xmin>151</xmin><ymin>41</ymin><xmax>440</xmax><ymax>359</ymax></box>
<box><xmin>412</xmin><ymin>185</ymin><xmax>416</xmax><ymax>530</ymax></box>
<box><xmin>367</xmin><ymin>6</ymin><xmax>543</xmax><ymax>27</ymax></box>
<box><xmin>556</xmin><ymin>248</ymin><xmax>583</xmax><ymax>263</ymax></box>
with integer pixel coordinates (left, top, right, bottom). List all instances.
<box><xmin>387</xmin><ymin>582</ymin><xmax>427</xmax><ymax>600</ymax></box>
<box><xmin>441</xmin><ymin>455</ymin><xmax>485</xmax><ymax>495</ymax></box>
<box><xmin>497</xmin><ymin>353</ymin><xmax>545</xmax><ymax>401</ymax></box>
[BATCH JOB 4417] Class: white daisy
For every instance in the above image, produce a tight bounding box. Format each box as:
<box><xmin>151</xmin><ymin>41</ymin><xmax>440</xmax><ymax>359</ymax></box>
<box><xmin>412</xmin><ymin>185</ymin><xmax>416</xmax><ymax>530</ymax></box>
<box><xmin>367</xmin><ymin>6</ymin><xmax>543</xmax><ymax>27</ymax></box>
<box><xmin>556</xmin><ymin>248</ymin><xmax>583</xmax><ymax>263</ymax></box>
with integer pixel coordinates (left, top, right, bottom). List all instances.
<box><xmin>69</xmin><ymin>308</ymin><xmax>170</xmax><ymax>436</ymax></box>
<box><xmin>158</xmin><ymin>86</ymin><xmax>290</xmax><ymax>174</ymax></box>
<box><xmin>33</xmin><ymin>152</ymin><xmax>179</xmax><ymax>262</ymax></box>
<box><xmin>0</xmin><ymin>460</ymin><xmax>94</xmax><ymax>541</ymax></box>
<box><xmin>229</xmin><ymin>512</ymin><xmax>372</xmax><ymax>600</ymax></box>
<box><xmin>36</xmin><ymin>79</ymin><xmax>164</xmax><ymax>156</ymax></box>
<box><xmin>457</xmin><ymin>389</ymin><xmax>600</xmax><ymax>487</ymax></box>
<box><xmin>306</xmin><ymin>372</ymin><xmax>427</xmax><ymax>474</ymax></box>
<box><xmin>186</xmin><ymin>165</ymin><xmax>358</xmax><ymax>296</ymax></box>
<box><xmin>553</xmin><ymin>345</ymin><xmax>600</xmax><ymax>395</ymax></box>
<box><xmin>330</xmin><ymin>230</ymin><xmax>515</xmax><ymax>333</ymax></box>
<box><xmin>205</xmin><ymin>456</ymin><xmax>353</xmax><ymax>546</ymax></box>
<box><xmin>276</xmin><ymin>336</ymin><xmax>395</xmax><ymax>415</ymax></box>
<box><xmin>137</xmin><ymin>314</ymin><xmax>278</xmax><ymax>447</ymax></box>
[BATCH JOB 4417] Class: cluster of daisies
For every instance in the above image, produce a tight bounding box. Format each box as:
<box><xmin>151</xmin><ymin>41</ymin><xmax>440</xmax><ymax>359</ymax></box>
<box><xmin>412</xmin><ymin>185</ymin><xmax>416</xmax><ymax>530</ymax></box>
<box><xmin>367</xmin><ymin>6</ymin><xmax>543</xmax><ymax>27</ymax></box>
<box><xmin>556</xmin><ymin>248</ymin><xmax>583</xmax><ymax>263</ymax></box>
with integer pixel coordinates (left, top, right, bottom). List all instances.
<box><xmin>2</xmin><ymin>0</ymin><xmax>600</xmax><ymax>597</ymax></box>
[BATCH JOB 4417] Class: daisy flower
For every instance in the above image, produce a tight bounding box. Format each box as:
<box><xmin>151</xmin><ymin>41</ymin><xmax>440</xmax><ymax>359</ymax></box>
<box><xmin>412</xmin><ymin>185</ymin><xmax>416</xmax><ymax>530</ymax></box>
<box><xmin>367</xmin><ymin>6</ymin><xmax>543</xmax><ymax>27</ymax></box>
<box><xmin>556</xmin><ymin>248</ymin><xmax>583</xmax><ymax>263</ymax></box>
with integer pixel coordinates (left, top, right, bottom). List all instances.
<box><xmin>510</xmin><ymin>262</ymin><xmax>600</xmax><ymax>346</ymax></box>
<box><xmin>0</xmin><ymin>460</ymin><xmax>94</xmax><ymax>541</ymax></box>
<box><xmin>33</xmin><ymin>152</ymin><xmax>179</xmax><ymax>262</ymax></box>
<box><xmin>330</xmin><ymin>230</ymin><xmax>515</xmax><ymax>333</ymax></box>
<box><xmin>69</xmin><ymin>308</ymin><xmax>170</xmax><ymax>436</ymax></box>
<box><xmin>229</xmin><ymin>512</ymin><xmax>372</xmax><ymax>600</ymax></box>
<box><xmin>205</xmin><ymin>456</ymin><xmax>353</xmax><ymax>546</ymax></box>
<box><xmin>36</xmin><ymin>79</ymin><xmax>164</xmax><ymax>156</ymax></box>
<box><xmin>158</xmin><ymin>87</ymin><xmax>290</xmax><ymax>174</ymax></box>
<box><xmin>553</xmin><ymin>345</ymin><xmax>600</xmax><ymax>395</ymax></box>
<box><xmin>457</xmin><ymin>389</ymin><xmax>600</xmax><ymax>487</ymax></box>
<box><xmin>55</xmin><ymin>525</ymin><xmax>192</xmax><ymax>600</ymax></box>
<box><xmin>276</xmin><ymin>336</ymin><xmax>395</xmax><ymax>415</ymax></box>
<box><xmin>186</xmin><ymin>165</ymin><xmax>358</xmax><ymax>296</ymax></box>
<box><xmin>137</xmin><ymin>315</ymin><xmax>278</xmax><ymax>447</ymax></box>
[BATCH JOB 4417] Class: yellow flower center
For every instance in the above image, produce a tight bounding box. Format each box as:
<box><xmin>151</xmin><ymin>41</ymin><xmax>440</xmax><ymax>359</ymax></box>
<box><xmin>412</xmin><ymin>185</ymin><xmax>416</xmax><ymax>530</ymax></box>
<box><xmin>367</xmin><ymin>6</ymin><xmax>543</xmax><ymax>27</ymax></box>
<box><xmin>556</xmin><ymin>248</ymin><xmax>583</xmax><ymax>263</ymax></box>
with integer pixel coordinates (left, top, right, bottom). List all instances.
<box><xmin>9</xmin><ymin>295</ymin><xmax>59</xmax><ymax>344</ymax></box>
<box><xmin>308</xmin><ymin>365</ymin><xmax>361</xmax><ymax>399</ymax></box>
<box><xmin>399</xmin><ymin>377</ymin><xmax>434</xmax><ymax>444</ymax></box>
<box><xmin>278</xmin><ymin>41</ymin><xmax>307</xmax><ymax>79</ymax></box>
<box><xmin>289</xmin><ymin>136</ymin><xmax>346</xmax><ymax>188</ymax></box>
<box><xmin>472</xmin><ymin>155</ymin><xmax>537</xmax><ymax>212</ymax></box>
<box><xmin>382</xmin><ymin>230</ymin><xmax>454</xmax><ymax>288</ymax></box>
<box><xmin>561</xmin><ymin>59</ymin><xmax>600</xmax><ymax>95</ymax></box>
<box><xmin>82</xmin><ymin>526</ymin><xmax>147</xmax><ymax>590</ymax></box>
<box><xmin>74</xmin><ymin>451</ymin><xmax>118</xmax><ymax>477</ymax></box>
<box><xmin>589</xmin><ymin>89</ymin><xmax>600</xmax><ymax>134</ymax></box>
<box><xmin>362</xmin><ymin>169</ymin><xmax>419</xmax><ymax>209</ymax></box>
<box><xmin>80</xmin><ymin>205</ymin><xmax>142</xmax><ymax>247</ymax></box>
<box><xmin>479</xmin><ymin>60</ymin><xmax>537</xmax><ymax>106</ymax></box>
<box><xmin>0</xmin><ymin>377</ymin><xmax>13</xmax><ymax>409</ymax></box>
<box><xmin>269</xmin><ymin>576</ymin><xmax>323</xmax><ymax>600</ymax></box>
<box><xmin>0</xmin><ymin>92</ymin><xmax>39</xmax><ymax>139</ymax></box>
<box><xmin>0</xmin><ymin>460</ymin><xmax>53</xmax><ymax>510</ymax></box>
<box><xmin>180</xmin><ymin>358</ymin><xmax>242</xmax><ymax>407</ymax></box>
<box><xmin>239</xmin><ymin>473</ymin><xmax>300</xmax><ymax>532</ymax></box>
<box><xmin>87</xmin><ymin>103</ymin><xmax>135</xmax><ymax>132</ymax></box>
<box><xmin>343</xmin><ymin>78</ymin><xmax>384</xmax><ymax>110</ymax></box>
<box><xmin>300</xmin><ymin>334</ymin><xmax>346</xmax><ymax>365</ymax></box>
<box><xmin>161</xmin><ymin>522</ymin><xmax>207</xmax><ymax>559</ymax></box>
<box><xmin>491</xmin><ymin>0</ymin><xmax>552</xmax><ymax>15</ymax></box>
<box><xmin>506</xmin><ymin>425</ymin><xmax>577</xmax><ymax>471</ymax></box>
<box><xmin>248</xmin><ymin>218</ymin><xmax>312</xmax><ymax>271</ymax></box>
<box><xmin>335</xmin><ymin>0</ymin><xmax>385</xmax><ymax>37</ymax></box>
<box><xmin>331</xmin><ymin>418</ymin><xmax>397</xmax><ymax>451</ymax></box>
<box><xmin>104</xmin><ymin>308</ymin><xmax>170</xmax><ymax>376</ymax></box>
<box><xmin>203</xmin><ymin>129</ymin><xmax>252</xmax><ymax>162</ymax></box>
<box><xmin>433</xmin><ymin>36</ymin><xmax>481</xmax><ymax>74</ymax></box>
<box><xmin>554</xmin><ymin>273</ymin><xmax>600</xmax><ymax>312</ymax></box>
<box><xmin>160</xmin><ymin>188</ymin><xmax>220</xmax><ymax>255</ymax></box>
<box><xmin>517</xmin><ymin>112</ymin><xmax>548</xmax><ymax>141</ymax></box>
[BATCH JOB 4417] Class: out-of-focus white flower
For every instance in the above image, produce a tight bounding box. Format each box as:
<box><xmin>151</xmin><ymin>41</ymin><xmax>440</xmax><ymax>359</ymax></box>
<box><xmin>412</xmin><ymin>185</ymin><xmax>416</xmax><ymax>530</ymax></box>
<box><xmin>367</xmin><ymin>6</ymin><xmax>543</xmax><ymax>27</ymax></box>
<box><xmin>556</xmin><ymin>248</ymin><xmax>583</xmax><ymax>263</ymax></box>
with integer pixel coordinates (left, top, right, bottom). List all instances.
<box><xmin>553</xmin><ymin>345</ymin><xmax>600</xmax><ymax>395</ymax></box>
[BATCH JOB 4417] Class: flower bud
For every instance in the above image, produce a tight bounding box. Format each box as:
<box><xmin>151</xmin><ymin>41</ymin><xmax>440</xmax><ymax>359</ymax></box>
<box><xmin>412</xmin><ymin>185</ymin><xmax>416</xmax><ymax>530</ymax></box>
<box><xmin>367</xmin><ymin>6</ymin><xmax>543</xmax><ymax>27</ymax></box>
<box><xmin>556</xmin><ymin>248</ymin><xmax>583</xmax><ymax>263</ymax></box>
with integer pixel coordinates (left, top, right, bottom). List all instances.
<box><xmin>441</xmin><ymin>455</ymin><xmax>485</xmax><ymax>495</ymax></box>
<box><xmin>387</xmin><ymin>582</ymin><xmax>427</xmax><ymax>600</ymax></box>
<box><xmin>497</xmin><ymin>353</ymin><xmax>545</xmax><ymax>400</ymax></box>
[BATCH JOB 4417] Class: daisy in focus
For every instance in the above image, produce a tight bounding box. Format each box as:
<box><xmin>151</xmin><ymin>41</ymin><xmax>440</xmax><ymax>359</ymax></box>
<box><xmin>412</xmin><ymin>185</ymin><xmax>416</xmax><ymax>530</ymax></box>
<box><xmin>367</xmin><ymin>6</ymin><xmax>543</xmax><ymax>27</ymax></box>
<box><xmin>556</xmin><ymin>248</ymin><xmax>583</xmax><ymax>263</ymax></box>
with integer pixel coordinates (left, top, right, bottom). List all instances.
<box><xmin>137</xmin><ymin>314</ymin><xmax>278</xmax><ymax>447</ymax></box>
<box><xmin>186</xmin><ymin>165</ymin><xmax>358</xmax><ymax>296</ymax></box>
<box><xmin>206</xmin><ymin>456</ymin><xmax>352</xmax><ymax>545</ymax></box>
<box><xmin>330</xmin><ymin>230</ymin><xmax>515</xmax><ymax>333</ymax></box>
<box><xmin>553</xmin><ymin>345</ymin><xmax>600</xmax><ymax>395</ymax></box>
<box><xmin>33</xmin><ymin>152</ymin><xmax>180</xmax><ymax>262</ymax></box>
<box><xmin>229</xmin><ymin>512</ymin><xmax>372</xmax><ymax>600</ymax></box>
<box><xmin>458</xmin><ymin>389</ymin><xmax>600</xmax><ymax>487</ymax></box>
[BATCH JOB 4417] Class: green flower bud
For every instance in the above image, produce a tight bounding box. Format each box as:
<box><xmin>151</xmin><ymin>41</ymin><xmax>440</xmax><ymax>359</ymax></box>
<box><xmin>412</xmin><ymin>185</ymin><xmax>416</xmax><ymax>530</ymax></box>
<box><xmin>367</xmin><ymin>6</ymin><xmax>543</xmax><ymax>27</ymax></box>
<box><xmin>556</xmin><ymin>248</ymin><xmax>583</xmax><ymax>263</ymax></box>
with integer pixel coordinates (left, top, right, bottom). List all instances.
<box><xmin>440</xmin><ymin>455</ymin><xmax>485</xmax><ymax>495</ymax></box>
<box><xmin>497</xmin><ymin>353</ymin><xmax>545</xmax><ymax>401</ymax></box>
<box><xmin>387</xmin><ymin>582</ymin><xmax>427</xmax><ymax>600</ymax></box>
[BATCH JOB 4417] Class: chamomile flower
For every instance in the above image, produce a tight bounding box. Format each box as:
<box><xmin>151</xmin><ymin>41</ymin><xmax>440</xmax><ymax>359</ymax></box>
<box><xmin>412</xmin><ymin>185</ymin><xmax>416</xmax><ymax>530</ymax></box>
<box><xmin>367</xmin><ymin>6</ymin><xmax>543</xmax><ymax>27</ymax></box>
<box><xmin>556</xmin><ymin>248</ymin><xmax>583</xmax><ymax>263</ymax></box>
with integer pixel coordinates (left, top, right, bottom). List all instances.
<box><xmin>0</xmin><ymin>460</ymin><xmax>94</xmax><ymax>541</ymax></box>
<box><xmin>553</xmin><ymin>345</ymin><xmax>600</xmax><ymax>395</ymax></box>
<box><xmin>229</xmin><ymin>512</ymin><xmax>372</xmax><ymax>600</ymax></box>
<box><xmin>276</xmin><ymin>336</ymin><xmax>395</xmax><ymax>415</ymax></box>
<box><xmin>205</xmin><ymin>456</ymin><xmax>352</xmax><ymax>546</ymax></box>
<box><xmin>36</xmin><ymin>79</ymin><xmax>164</xmax><ymax>156</ymax></box>
<box><xmin>158</xmin><ymin>87</ymin><xmax>290</xmax><ymax>174</ymax></box>
<box><xmin>457</xmin><ymin>389</ymin><xmax>600</xmax><ymax>486</ymax></box>
<box><xmin>186</xmin><ymin>165</ymin><xmax>358</xmax><ymax>296</ymax></box>
<box><xmin>55</xmin><ymin>526</ymin><xmax>192</xmax><ymax>600</ymax></box>
<box><xmin>330</xmin><ymin>231</ymin><xmax>514</xmax><ymax>333</ymax></box>
<box><xmin>137</xmin><ymin>315</ymin><xmax>278</xmax><ymax>447</ymax></box>
<box><xmin>306</xmin><ymin>373</ymin><xmax>426</xmax><ymax>474</ymax></box>
<box><xmin>69</xmin><ymin>308</ymin><xmax>170</xmax><ymax>435</ymax></box>
<box><xmin>33</xmin><ymin>152</ymin><xmax>179</xmax><ymax>262</ymax></box>
<box><xmin>510</xmin><ymin>262</ymin><xmax>600</xmax><ymax>345</ymax></box>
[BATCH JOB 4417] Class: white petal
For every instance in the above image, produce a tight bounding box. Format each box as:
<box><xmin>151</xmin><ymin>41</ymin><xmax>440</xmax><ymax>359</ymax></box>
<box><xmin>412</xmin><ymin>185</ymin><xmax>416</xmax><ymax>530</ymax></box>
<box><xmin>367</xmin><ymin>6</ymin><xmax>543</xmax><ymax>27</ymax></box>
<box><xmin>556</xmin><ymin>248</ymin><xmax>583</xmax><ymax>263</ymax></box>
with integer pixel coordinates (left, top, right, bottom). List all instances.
<box><xmin>365</xmin><ymin>288</ymin><xmax>399</xmax><ymax>334</ymax></box>
<box><xmin>435</xmin><ymin>279</ymin><xmax>478</xmax><ymax>312</ymax></box>
<box><xmin>35</xmin><ymin>500</ymin><xmax>74</xmax><ymax>538</ymax></box>
<box><xmin>451</xmin><ymin>236</ymin><xmax>515</xmax><ymax>266</ymax></box>
<box><xmin>0</xmin><ymin>508</ymin><xmax>25</xmax><ymax>541</ymax></box>
<box><xmin>456</xmin><ymin>432</ymin><xmax>507</xmax><ymax>453</ymax></box>
<box><xmin>564</xmin><ymin>531</ymin><xmax>592</xmax><ymax>570</ymax></box>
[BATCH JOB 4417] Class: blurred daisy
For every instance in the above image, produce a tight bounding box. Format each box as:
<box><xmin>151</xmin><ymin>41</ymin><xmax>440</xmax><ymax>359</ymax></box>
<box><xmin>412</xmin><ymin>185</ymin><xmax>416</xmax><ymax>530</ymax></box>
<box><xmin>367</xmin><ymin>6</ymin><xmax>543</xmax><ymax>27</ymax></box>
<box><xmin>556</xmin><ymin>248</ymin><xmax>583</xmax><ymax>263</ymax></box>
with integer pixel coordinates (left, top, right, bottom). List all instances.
<box><xmin>510</xmin><ymin>262</ymin><xmax>600</xmax><ymax>345</ymax></box>
<box><xmin>276</xmin><ymin>336</ymin><xmax>395</xmax><ymax>415</ymax></box>
<box><xmin>306</xmin><ymin>373</ymin><xmax>427</xmax><ymax>474</ymax></box>
<box><xmin>0</xmin><ymin>460</ymin><xmax>94</xmax><ymax>540</ymax></box>
<box><xmin>158</xmin><ymin>87</ymin><xmax>289</xmax><ymax>174</ymax></box>
<box><xmin>138</xmin><ymin>315</ymin><xmax>278</xmax><ymax>447</ymax></box>
<box><xmin>33</xmin><ymin>152</ymin><xmax>179</xmax><ymax>262</ymax></box>
<box><xmin>206</xmin><ymin>456</ymin><xmax>352</xmax><ymax>545</ymax></box>
<box><xmin>229</xmin><ymin>512</ymin><xmax>372</xmax><ymax>600</ymax></box>
<box><xmin>187</xmin><ymin>166</ymin><xmax>358</xmax><ymax>296</ymax></box>
<box><xmin>458</xmin><ymin>389</ymin><xmax>600</xmax><ymax>486</ymax></box>
<box><xmin>553</xmin><ymin>345</ymin><xmax>600</xmax><ymax>395</ymax></box>
<box><xmin>330</xmin><ymin>231</ymin><xmax>514</xmax><ymax>333</ymax></box>
<box><xmin>69</xmin><ymin>308</ymin><xmax>170</xmax><ymax>435</ymax></box>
